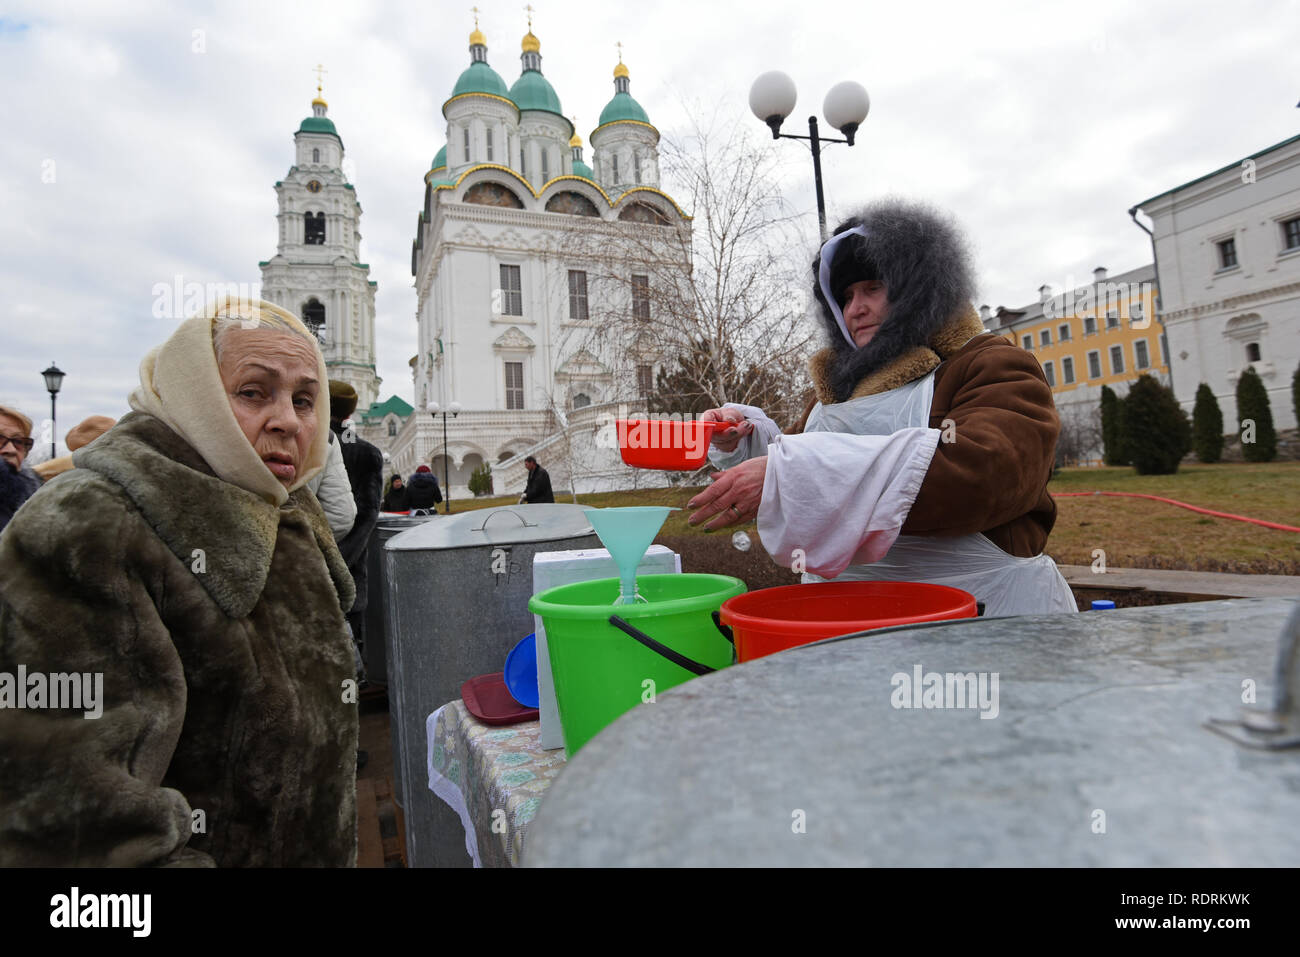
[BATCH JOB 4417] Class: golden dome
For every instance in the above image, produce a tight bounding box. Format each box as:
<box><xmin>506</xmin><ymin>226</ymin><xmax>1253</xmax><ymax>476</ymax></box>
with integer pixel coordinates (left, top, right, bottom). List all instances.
<box><xmin>469</xmin><ymin>27</ymin><xmax>486</xmax><ymax>46</ymax></box>
<box><xmin>522</xmin><ymin>31</ymin><xmax>540</xmax><ymax>53</ymax></box>
<box><xmin>613</xmin><ymin>61</ymin><xmax>629</xmax><ymax>79</ymax></box>
<box><xmin>569</xmin><ymin>131</ymin><xmax>582</xmax><ymax>147</ymax></box>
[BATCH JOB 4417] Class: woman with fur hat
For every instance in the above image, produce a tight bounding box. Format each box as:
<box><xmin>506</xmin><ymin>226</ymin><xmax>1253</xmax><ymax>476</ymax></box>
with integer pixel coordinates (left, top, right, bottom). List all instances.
<box><xmin>0</xmin><ymin>297</ymin><xmax>360</xmax><ymax>866</ymax></box>
<box><xmin>688</xmin><ymin>199</ymin><xmax>1075</xmax><ymax>616</ymax></box>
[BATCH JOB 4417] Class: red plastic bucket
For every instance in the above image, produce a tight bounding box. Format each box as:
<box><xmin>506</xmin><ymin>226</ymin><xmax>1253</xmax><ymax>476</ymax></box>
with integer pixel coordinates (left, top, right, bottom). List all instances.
<box><xmin>718</xmin><ymin>581</ymin><xmax>978</xmax><ymax>662</ymax></box>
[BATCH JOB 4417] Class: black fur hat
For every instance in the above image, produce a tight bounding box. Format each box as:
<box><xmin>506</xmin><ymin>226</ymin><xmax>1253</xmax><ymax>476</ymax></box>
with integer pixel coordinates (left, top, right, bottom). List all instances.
<box><xmin>811</xmin><ymin>198</ymin><xmax>976</xmax><ymax>402</ymax></box>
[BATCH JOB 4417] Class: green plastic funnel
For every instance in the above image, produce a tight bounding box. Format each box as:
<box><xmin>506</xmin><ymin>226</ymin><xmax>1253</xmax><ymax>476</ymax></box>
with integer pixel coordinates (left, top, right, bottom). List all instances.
<box><xmin>583</xmin><ymin>506</ymin><xmax>677</xmax><ymax>604</ymax></box>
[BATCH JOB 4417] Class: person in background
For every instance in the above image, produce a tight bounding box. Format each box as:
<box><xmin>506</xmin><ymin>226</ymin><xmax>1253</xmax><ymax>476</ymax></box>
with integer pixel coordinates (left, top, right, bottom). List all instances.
<box><xmin>0</xmin><ymin>298</ymin><xmax>358</xmax><ymax>866</ymax></box>
<box><xmin>306</xmin><ymin>419</ymin><xmax>357</xmax><ymax>541</ymax></box>
<box><xmin>0</xmin><ymin>404</ymin><xmax>41</xmax><ymax>535</ymax></box>
<box><xmin>520</xmin><ymin>455</ymin><xmax>554</xmax><ymax>504</ymax></box>
<box><xmin>381</xmin><ymin>473</ymin><xmax>409</xmax><ymax>512</ymax></box>
<box><xmin>31</xmin><ymin>414</ymin><xmax>117</xmax><ymax>483</ymax></box>
<box><xmin>328</xmin><ymin>381</ymin><xmax>384</xmax><ymax>683</ymax></box>
<box><xmin>406</xmin><ymin>464</ymin><xmax>443</xmax><ymax>513</ymax></box>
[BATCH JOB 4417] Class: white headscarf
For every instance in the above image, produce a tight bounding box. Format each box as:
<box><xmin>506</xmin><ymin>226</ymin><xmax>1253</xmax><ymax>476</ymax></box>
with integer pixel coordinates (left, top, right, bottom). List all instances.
<box><xmin>128</xmin><ymin>297</ymin><xmax>330</xmax><ymax>506</ymax></box>
<box><xmin>817</xmin><ymin>224</ymin><xmax>872</xmax><ymax>349</ymax></box>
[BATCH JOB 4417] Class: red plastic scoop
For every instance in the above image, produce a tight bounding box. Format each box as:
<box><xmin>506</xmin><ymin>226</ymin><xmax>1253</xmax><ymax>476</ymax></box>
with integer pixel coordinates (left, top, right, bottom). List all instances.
<box><xmin>616</xmin><ymin>419</ymin><xmax>720</xmax><ymax>470</ymax></box>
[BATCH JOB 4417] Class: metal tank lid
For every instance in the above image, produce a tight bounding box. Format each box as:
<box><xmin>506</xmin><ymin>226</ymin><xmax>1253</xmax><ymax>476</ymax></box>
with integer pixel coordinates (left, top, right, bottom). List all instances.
<box><xmin>523</xmin><ymin>597</ymin><xmax>1300</xmax><ymax>867</ymax></box>
<box><xmin>385</xmin><ymin>503</ymin><xmax>596</xmax><ymax>551</ymax></box>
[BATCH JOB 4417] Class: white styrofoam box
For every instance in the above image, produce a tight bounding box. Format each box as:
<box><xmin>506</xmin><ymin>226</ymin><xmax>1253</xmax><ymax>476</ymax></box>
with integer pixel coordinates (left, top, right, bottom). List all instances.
<box><xmin>531</xmin><ymin>545</ymin><xmax>681</xmax><ymax>751</ymax></box>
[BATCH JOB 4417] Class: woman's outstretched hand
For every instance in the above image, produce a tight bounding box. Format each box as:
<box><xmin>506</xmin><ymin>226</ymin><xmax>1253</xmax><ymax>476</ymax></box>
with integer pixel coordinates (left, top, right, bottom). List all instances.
<box><xmin>700</xmin><ymin>407</ymin><xmax>753</xmax><ymax>454</ymax></box>
<box><xmin>687</xmin><ymin>456</ymin><xmax>767</xmax><ymax>531</ymax></box>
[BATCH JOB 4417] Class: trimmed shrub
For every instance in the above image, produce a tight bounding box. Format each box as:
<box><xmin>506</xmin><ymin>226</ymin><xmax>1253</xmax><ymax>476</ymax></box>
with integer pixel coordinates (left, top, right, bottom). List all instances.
<box><xmin>1236</xmin><ymin>366</ymin><xmax>1277</xmax><ymax>462</ymax></box>
<box><xmin>468</xmin><ymin>462</ymin><xmax>494</xmax><ymax>496</ymax></box>
<box><xmin>1191</xmin><ymin>383</ymin><xmax>1224</xmax><ymax>463</ymax></box>
<box><xmin>1122</xmin><ymin>374</ymin><xmax>1191</xmax><ymax>475</ymax></box>
<box><xmin>1100</xmin><ymin>385</ymin><xmax>1128</xmax><ymax>466</ymax></box>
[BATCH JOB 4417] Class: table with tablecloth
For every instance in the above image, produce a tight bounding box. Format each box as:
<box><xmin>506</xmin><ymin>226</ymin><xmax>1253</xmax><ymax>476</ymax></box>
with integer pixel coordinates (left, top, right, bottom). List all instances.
<box><xmin>426</xmin><ymin>701</ymin><xmax>566</xmax><ymax>867</ymax></box>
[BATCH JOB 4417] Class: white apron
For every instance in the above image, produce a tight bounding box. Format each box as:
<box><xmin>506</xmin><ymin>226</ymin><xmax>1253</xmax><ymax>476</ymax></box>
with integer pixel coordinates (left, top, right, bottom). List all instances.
<box><xmin>799</xmin><ymin>370</ymin><xmax>1077</xmax><ymax>617</ymax></box>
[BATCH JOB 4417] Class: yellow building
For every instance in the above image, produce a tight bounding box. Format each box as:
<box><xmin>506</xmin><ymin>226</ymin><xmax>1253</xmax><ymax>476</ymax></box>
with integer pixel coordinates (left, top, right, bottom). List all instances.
<box><xmin>986</xmin><ymin>264</ymin><xmax>1169</xmax><ymax>465</ymax></box>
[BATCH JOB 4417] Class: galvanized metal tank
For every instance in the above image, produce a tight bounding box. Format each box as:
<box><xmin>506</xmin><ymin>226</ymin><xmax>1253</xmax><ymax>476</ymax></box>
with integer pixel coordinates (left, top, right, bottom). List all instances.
<box><xmin>385</xmin><ymin>504</ymin><xmax>599</xmax><ymax>867</ymax></box>
<box><xmin>524</xmin><ymin>598</ymin><xmax>1300</xmax><ymax>867</ymax></box>
<box><xmin>365</xmin><ymin>514</ymin><xmax>440</xmax><ymax>692</ymax></box>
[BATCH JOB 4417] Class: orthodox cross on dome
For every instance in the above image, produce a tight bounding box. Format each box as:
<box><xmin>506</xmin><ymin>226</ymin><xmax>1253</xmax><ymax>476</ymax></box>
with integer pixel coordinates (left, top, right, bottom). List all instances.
<box><xmin>525</xmin><ymin>3</ymin><xmax>534</xmax><ymax>29</ymax></box>
<box><xmin>312</xmin><ymin>63</ymin><xmax>328</xmax><ymax>114</ymax></box>
<box><xmin>471</xmin><ymin>5</ymin><xmax>480</xmax><ymax>27</ymax></box>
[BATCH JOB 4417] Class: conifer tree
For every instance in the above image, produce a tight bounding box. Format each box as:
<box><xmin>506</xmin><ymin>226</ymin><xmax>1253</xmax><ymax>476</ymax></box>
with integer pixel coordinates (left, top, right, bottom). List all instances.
<box><xmin>1236</xmin><ymin>366</ymin><xmax>1277</xmax><ymax>462</ymax></box>
<box><xmin>1122</xmin><ymin>374</ymin><xmax>1191</xmax><ymax>474</ymax></box>
<box><xmin>1191</xmin><ymin>383</ymin><xmax>1224</xmax><ymax>463</ymax></box>
<box><xmin>1100</xmin><ymin>385</ymin><xmax>1128</xmax><ymax>466</ymax></box>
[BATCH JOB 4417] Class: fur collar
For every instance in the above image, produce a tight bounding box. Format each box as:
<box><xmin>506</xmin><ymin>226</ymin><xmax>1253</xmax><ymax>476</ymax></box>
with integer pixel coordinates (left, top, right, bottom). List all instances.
<box><xmin>809</xmin><ymin>307</ymin><xmax>987</xmax><ymax>404</ymax></box>
<box><xmin>73</xmin><ymin>411</ymin><xmax>353</xmax><ymax>619</ymax></box>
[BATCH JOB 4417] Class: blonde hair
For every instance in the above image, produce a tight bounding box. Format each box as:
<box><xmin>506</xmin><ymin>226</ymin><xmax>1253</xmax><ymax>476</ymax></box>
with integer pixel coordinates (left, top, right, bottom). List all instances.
<box><xmin>0</xmin><ymin>404</ymin><xmax>33</xmax><ymax>437</ymax></box>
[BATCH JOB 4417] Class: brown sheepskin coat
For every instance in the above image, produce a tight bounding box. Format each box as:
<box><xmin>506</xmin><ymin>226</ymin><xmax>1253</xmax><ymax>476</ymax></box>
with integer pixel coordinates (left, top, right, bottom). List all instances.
<box><xmin>0</xmin><ymin>412</ymin><xmax>358</xmax><ymax>866</ymax></box>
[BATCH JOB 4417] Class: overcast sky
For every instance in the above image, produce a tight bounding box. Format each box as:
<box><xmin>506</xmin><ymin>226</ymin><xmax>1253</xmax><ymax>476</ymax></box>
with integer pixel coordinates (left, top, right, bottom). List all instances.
<box><xmin>1</xmin><ymin>0</ymin><xmax>1295</xmax><ymax>443</ymax></box>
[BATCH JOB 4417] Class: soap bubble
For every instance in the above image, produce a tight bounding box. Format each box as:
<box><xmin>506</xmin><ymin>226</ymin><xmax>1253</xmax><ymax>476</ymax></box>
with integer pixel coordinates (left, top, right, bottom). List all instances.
<box><xmin>731</xmin><ymin>530</ymin><xmax>751</xmax><ymax>552</ymax></box>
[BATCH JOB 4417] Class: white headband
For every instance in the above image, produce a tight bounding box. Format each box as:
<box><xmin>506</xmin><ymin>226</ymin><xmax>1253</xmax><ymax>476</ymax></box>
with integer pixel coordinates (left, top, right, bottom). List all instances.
<box><xmin>817</xmin><ymin>224</ymin><xmax>872</xmax><ymax>348</ymax></box>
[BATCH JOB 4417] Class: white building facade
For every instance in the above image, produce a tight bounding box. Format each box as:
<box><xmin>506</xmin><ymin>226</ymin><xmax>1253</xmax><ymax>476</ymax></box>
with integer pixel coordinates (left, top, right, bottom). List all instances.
<box><xmin>1135</xmin><ymin>133</ymin><xmax>1300</xmax><ymax>432</ymax></box>
<box><xmin>260</xmin><ymin>91</ymin><xmax>382</xmax><ymax>409</ymax></box>
<box><xmin>393</xmin><ymin>23</ymin><xmax>692</xmax><ymax>495</ymax></box>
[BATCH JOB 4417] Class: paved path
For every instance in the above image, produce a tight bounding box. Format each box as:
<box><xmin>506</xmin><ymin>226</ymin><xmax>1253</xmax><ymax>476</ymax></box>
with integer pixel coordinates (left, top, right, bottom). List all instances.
<box><xmin>1058</xmin><ymin>565</ymin><xmax>1300</xmax><ymax>598</ymax></box>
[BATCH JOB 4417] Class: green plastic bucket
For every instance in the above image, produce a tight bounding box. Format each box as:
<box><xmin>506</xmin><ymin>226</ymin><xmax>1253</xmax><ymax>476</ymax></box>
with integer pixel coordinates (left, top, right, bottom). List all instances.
<box><xmin>529</xmin><ymin>573</ymin><xmax>746</xmax><ymax>755</ymax></box>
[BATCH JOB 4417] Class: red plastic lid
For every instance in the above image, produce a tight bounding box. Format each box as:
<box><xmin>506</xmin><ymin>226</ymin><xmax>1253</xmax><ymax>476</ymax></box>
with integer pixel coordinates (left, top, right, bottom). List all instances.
<box><xmin>460</xmin><ymin>672</ymin><xmax>540</xmax><ymax>726</ymax></box>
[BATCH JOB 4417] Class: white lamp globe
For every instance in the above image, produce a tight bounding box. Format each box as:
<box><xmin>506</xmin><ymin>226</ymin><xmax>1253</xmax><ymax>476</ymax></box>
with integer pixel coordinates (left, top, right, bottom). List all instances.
<box><xmin>823</xmin><ymin>81</ymin><xmax>870</xmax><ymax>143</ymax></box>
<box><xmin>749</xmin><ymin>71</ymin><xmax>797</xmax><ymax>127</ymax></box>
<box><xmin>449</xmin><ymin>400</ymin><xmax>462</xmax><ymax>415</ymax></box>
<box><xmin>426</xmin><ymin>400</ymin><xmax>440</xmax><ymax>414</ymax></box>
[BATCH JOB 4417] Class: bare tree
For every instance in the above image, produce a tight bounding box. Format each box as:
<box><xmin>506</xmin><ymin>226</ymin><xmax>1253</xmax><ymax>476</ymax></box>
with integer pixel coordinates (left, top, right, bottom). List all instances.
<box><xmin>1055</xmin><ymin>400</ymin><xmax>1104</xmax><ymax>467</ymax></box>
<box><xmin>568</xmin><ymin>106</ymin><xmax>819</xmax><ymax>428</ymax></box>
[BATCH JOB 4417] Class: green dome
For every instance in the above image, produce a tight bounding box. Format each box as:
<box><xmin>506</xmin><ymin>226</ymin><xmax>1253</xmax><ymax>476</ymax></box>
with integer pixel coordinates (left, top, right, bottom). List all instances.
<box><xmin>450</xmin><ymin>60</ymin><xmax>512</xmax><ymax>101</ymax></box>
<box><xmin>598</xmin><ymin>91</ymin><xmax>650</xmax><ymax>127</ymax></box>
<box><xmin>432</xmin><ymin>145</ymin><xmax>446</xmax><ymax>170</ymax></box>
<box><xmin>572</xmin><ymin>160</ymin><xmax>595</xmax><ymax>181</ymax></box>
<box><xmin>510</xmin><ymin>70</ymin><xmax>563</xmax><ymax>115</ymax></box>
<box><xmin>298</xmin><ymin>116</ymin><xmax>341</xmax><ymax>139</ymax></box>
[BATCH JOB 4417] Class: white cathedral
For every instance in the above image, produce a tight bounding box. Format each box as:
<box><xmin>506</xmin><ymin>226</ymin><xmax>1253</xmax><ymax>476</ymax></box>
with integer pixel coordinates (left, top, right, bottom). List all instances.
<box><xmin>258</xmin><ymin>21</ymin><xmax>693</xmax><ymax>497</ymax></box>
<box><xmin>393</xmin><ymin>21</ymin><xmax>693</xmax><ymax>495</ymax></box>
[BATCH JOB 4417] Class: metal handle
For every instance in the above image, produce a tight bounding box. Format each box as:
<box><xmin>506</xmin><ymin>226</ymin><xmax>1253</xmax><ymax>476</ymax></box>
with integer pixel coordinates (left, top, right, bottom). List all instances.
<box><xmin>472</xmin><ymin>508</ymin><xmax>537</xmax><ymax>532</ymax></box>
<box><xmin>1205</xmin><ymin>603</ymin><xmax>1300</xmax><ymax>750</ymax></box>
<box><xmin>608</xmin><ymin>615</ymin><xmax>716</xmax><ymax>677</ymax></box>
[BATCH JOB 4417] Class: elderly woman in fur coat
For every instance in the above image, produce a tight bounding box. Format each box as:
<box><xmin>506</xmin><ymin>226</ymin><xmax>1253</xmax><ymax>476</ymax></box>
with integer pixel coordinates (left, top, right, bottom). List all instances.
<box><xmin>0</xmin><ymin>298</ymin><xmax>359</xmax><ymax>866</ymax></box>
<box><xmin>689</xmin><ymin>199</ymin><xmax>1076</xmax><ymax>616</ymax></box>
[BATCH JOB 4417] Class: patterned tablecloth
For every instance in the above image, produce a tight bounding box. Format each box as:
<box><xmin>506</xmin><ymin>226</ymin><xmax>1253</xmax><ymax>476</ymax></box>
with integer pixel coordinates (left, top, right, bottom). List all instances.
<box><xmin>426</xmin><ymin>701</ymin><xmax>567</xmax><ymax>867</ymax></box>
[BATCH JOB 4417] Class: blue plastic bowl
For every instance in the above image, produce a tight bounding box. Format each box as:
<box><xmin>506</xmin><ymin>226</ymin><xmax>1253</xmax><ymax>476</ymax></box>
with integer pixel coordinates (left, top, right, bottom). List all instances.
<box><xmin>504</xmin><ymin>633</ymin><xmax>539</xmax><ymax>709</ymax></box>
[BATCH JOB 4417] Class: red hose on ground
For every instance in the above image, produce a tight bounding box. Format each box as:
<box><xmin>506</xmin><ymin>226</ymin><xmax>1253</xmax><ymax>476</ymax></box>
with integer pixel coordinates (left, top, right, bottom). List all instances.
<box><xmin>1052</xmin><ymin>491</ymin><xmax>1300</xmax><ymax>533</ymax></box>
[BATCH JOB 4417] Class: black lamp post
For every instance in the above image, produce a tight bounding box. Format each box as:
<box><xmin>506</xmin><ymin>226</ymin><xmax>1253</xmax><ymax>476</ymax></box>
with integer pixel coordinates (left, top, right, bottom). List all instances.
<box><xmin>41</xmin><ymin>362</ymin><xmax>65</xmax><ymax>458</ymax></box>
<box><xmin>748</xmin><ymin>72</ymin><xmax>870</xmax><ymax>241</ymax></box>
<box><xmin>426</xmin><ymin>399</ymin><xmax>461</xmax><ymax>514</ymax></box>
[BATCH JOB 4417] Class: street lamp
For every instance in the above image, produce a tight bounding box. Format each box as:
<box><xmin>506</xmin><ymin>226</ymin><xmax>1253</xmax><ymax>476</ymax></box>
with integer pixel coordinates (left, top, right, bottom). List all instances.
<box><xmin>426</xmin><ymin>399</ymin><xmax>461</xmax><ymax>514</ymax></box>
<box><xmin>41</xmin><ymin>362</ymin><xmax>65</xmax><ymax>458</ymax></box>
<box><xmin>749</xmin><ymin>71</ymin><xmax>870</xmax><ymax>241</ymax></box>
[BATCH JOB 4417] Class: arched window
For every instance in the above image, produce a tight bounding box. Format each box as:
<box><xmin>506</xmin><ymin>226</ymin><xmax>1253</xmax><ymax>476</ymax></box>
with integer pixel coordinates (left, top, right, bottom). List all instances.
<box><xmin>541</xmin><ymin>148</ymin><xmax>549</xmax><ymax>181</ymax></box>
<box><xmin>612</xmin><ymin>154</ymin><xmax>620</xmax><ymax>182</ymax></box>
<box><xmin>387</xmin><ymin>419</ymin><xmax>397</xmax><ymax>436</ymax></box>
<box><xmin>302</xmin><ymin>299</ymin><xmax>325</xmax><ymax>337</ymax></box>
<box><xmin>573</xmin><ymin>393</ymin><xmax>591</xmax><ymax>409</ymax></box>
<box><xmin>312</xmin><ymin>148</ymin><xmax>320</xmax><ymax>163</ymax></box>
<box><xmin>304</xmin><ymin>212</ymin><xmax>326</xmax><ymax>244</ymax></box>
<box><xmin>1246</xmin><ymin>342</ymin><xmax>1261</xmax><ymax>362</ymax></box>
<box><xmin>634</xmin><ymin>152</ymin><xmax>642</xmax><ymax>183</ymax></box>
